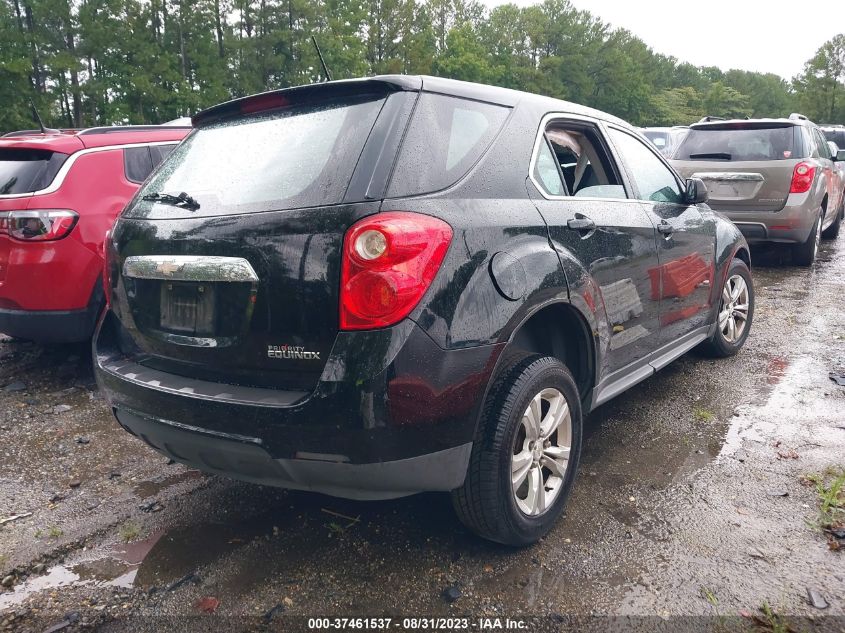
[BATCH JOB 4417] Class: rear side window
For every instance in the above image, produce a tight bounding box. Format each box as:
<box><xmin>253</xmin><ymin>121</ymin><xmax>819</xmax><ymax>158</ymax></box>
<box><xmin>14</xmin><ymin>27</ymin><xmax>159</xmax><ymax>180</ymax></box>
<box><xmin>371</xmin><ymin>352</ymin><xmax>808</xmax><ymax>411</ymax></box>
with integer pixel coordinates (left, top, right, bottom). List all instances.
<box><xmin>0</xmin><ymin>149</ymin><xmax>68</xmax><ymax>194</ymax></box>
<box><xmin>130</xmin><ymin>96</ymin><xmax>385</xmax><ymax>216</ymax></box>
<box><xmin>150</xmin><ymin>144</ymin><xmax>175</xmax><ymax>167</ymax></box>
<box><xmin>124</xmin><ymin>147</ymin><xmax>154</xmax><ymax>183</ymax></box>
<box><xmin>674</xmin><ymin>125</ymin><xmax>797</xmax><ymax>161</ymax></box>
<box><xmin>387</xmin><ymin>93</ymin><xmax>510</xmax><ymax>197</ymax></box>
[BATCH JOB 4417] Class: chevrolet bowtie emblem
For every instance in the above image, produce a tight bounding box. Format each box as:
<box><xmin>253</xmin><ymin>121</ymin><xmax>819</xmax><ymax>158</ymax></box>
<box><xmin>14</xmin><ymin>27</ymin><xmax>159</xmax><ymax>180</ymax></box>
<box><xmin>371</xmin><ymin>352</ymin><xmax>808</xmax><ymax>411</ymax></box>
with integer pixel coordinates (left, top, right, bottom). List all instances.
<box><xmin>155</xmin><ymin>261</ymin><xmax>183</xmax><ymax>276</ymax></box>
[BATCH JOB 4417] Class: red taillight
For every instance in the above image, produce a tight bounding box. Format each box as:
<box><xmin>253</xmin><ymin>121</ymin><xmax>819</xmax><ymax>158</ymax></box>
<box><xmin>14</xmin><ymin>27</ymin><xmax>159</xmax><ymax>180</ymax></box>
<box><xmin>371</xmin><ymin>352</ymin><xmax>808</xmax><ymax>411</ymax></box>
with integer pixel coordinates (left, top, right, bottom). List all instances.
<box><xmin>3</xmin><ymin>209</ymin><xmax>78</xmax><ymax>241</ymax></box>
<box><xmin>340</xmin><ymin>212</ymin><xmax>453</xmax><ymax>330</ymax></box>
<box><xmin>790</xmin><ymin>162</ymin><xmax>815</xmax><ymax>193</ymax></box>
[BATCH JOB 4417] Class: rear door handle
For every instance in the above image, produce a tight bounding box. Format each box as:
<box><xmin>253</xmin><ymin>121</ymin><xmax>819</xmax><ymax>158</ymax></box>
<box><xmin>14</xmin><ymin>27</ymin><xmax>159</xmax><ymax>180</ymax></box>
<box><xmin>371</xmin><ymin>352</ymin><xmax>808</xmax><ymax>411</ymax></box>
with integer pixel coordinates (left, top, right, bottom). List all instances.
<box><xmin>567</xmin><ymin>217</ymin><xmax>597</xmax><ymax>232</ymax></box>
<box><xmin>657</xmin><ymin>221</ymin><xmax>674</xmax><ymax>236</ymax></box>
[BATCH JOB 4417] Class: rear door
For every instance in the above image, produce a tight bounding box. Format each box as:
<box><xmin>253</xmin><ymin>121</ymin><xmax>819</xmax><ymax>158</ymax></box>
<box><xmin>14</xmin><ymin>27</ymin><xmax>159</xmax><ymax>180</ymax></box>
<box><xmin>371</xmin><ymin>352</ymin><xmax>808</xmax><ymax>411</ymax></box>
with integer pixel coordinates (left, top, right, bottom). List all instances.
<box><xmin>671</xmin><ymin>123</ymin><xmax>799</xmax><ymax>213</ymax></box>
<box><xmin>606</xmin><ymin>126</ymin><xmax>716</xmax><ymax>344</ymax></box>
<box><xmin>527</xmin><ymin>115</ymin><xmax>662</xmax><ymax>378</ymax></box>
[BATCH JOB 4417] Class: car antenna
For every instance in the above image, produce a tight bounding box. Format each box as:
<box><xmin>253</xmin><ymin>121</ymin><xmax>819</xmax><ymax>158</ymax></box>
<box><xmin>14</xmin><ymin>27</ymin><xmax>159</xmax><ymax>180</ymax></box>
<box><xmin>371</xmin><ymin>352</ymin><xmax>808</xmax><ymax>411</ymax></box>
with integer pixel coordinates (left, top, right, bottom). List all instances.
<box><xmin>29</xmin><ymin>99</ymin><xmax>59</xmax><ymax>135</ymax></box>
<box><xmin>311</xmin><ymin>35</ymin><xmax>332</xmax><ymax>82</ymax></box>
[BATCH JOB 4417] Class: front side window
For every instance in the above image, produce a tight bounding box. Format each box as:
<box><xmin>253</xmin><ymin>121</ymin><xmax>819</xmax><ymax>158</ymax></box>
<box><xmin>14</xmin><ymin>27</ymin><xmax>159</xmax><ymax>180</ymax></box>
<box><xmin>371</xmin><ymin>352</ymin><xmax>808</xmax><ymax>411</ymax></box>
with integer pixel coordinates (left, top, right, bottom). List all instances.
<box><xmin>531</xmin><ymin>121</ymin><xmax>626</xmax><ymax>199</ymax></box>
<box><xmin>608</xmin><ymin>129</ymin><xmax>684</xmax><ymax>204</ymax></box>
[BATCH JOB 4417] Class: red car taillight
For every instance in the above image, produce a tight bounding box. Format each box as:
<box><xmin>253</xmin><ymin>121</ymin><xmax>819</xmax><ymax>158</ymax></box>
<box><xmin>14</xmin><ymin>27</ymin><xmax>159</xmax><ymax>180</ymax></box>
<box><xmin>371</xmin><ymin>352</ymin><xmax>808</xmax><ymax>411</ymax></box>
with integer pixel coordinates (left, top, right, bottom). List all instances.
<box><xmin>340</xmin><ymin>212</ymin><xmax>453</xmax><ymax>330</ymax></box>
<box><xmin>789</xmin><ymin>162</ymin><xmax>815</xmax><ymax>193</ymax></box>
<box><xmin>3</xmin><ymin>209</ymin><xmax>78</xmax><ymax>241</ymax></box>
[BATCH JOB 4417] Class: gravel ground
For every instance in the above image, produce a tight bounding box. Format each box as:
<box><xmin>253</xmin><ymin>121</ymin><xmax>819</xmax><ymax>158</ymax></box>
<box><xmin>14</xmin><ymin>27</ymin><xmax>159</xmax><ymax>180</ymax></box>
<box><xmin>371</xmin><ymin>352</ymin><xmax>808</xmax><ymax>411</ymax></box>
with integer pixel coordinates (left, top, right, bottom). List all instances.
<box><xmin>0</xmin><ymin>236</ymin><xmax>843</xmax><ymax>632</ymax></box>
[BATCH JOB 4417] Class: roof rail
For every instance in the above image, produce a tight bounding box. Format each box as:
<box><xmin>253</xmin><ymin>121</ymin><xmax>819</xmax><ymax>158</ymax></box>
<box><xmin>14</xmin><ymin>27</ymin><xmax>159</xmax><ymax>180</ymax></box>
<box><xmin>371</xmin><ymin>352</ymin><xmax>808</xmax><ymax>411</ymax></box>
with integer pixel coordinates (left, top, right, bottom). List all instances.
<box><xmin>2</xmin><ymin>128</ymin><xmax>79</xmax><ymax>138</ymax></box>
<box><xmin>77</xmin><ymin>125</ymin><xmax>192</xmax><ymax>136</ymax></box>
<box><xmin>698</xmin><ymin>116</ymin><xmax>726</xmax><ymax>123</ymax></box>
<box><xmin>788</xmin><ymin>113</ymin><xmax>808</xmax><ymax>121</ymax></box>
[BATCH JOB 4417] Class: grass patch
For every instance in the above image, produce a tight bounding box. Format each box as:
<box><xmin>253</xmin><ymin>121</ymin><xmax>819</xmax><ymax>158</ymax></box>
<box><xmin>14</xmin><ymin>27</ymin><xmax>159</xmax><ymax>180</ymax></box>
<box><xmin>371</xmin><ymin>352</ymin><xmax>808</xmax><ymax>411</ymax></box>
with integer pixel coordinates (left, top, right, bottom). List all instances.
<box><xmin>754</xmin><ymin>602</ymin><xmax>789</xmax><ymax>633</ymax></box>
<box><xmin>34</xmin><ymin>526</ymin><xmax>63</xmax><ymax>539</ymax></box>
<box><xmin>119</xmin><ymin>520</ymin><xmax>141</xmax><ymax>543</ymax></box>
<box><xmin>810</xmin><ymin>468</ymin><xmax>845</xmax><ymax>548</ymax></box>
<box><xmin>693</xmin><ymin>407</ymin><xmax>715</xmax><ymax>423</ymax></box>
<box><xmin>700</xmin><ymin>586</ymin><xmax>718</xmax><ymax>607</ymax></box>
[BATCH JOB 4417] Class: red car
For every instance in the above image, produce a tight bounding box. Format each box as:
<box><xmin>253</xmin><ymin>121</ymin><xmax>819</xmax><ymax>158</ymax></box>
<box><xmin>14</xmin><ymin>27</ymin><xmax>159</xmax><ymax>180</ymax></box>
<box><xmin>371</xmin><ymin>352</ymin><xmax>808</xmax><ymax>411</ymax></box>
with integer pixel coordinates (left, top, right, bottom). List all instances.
<box><xmin>0</xmin><ymin>125</ymin><xmax>189</xmax><ymax>343</ymax></box>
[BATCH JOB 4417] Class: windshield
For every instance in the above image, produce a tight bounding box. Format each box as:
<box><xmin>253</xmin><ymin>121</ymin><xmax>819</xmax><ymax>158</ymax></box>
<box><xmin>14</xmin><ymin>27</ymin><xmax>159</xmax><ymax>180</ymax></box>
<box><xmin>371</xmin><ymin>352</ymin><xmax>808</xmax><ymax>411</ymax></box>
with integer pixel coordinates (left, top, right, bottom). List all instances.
<box><xmin>673</xmin><ymin>126</ymin><xmax>797</xmax><ymax>161</ymax></box>
<box><xmin>130</xmin><ymin>96</ymin><xmax>385</xmax><ymax>217</ymax></box>
<box><xmin>0</xmin><ymin>149</ymin><xmax>68</xmax><ymax>195</ymax></box>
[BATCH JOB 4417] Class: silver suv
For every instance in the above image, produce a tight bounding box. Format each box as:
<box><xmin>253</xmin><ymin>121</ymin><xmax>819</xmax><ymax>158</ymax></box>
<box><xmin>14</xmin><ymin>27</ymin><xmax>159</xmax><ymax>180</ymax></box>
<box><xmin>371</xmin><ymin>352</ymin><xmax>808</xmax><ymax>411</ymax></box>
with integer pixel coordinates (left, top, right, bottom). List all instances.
<box><xmin>671</xmin><ymin>114</ymin><xmax>845</xmax><ymax>265</ymax></box>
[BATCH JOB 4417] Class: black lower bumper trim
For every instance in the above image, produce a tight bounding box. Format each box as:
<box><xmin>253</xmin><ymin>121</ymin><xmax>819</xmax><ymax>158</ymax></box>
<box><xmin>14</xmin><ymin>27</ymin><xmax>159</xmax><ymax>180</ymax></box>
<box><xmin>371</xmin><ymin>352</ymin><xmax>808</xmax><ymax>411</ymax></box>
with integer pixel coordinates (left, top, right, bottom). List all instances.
<box><xmin>0</xmin><ymin>305</ymin><xmax>100</xmax><ymax>343</ymax></box>
<box><xmin>115</xmin><ymin>408</ymin><xmax>472</xmax><ymax>500</ymax></box>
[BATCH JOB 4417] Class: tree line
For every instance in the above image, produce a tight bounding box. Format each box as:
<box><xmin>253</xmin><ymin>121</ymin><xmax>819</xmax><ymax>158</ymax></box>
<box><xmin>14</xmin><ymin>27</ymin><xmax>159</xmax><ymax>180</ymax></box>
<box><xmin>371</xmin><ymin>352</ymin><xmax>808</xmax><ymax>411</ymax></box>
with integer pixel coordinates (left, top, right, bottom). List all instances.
<box><xmin>1</xmin><ymin>0</ymin><xmax>843</xmax><ymax>133</ymax></box>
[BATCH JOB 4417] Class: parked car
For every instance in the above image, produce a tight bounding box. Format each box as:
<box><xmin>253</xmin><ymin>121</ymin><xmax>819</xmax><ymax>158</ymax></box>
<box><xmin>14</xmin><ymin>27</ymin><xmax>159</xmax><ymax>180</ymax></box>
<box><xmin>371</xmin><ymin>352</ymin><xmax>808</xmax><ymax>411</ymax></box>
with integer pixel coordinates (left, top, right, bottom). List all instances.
<box><xmin>0</xmin><ymin>124</ymin><xmax>190</xmax><ymax>342</ymax></box>
<box><xmin>95</xmin><ymin>76</ymin><xmax>753</xmax><ymax>545</ymax></box>
<box><xmin>671</xmin><ymin>114</ymin><xmax>845</xmax><ymax>265</ymax></box>
<box><xmin>820</xmin><ymin>124</ymin><xmax>845</xmax><ymax>151</ymax></box>
<box><xmin>827</xmin><ymin>141</ymin><xmax>845</xmax><ymax>185</ymax></box>
<box><xmin>641</xmin><ymin>126</ymin><xmax>689</xmax><ymax>157</ymax></box>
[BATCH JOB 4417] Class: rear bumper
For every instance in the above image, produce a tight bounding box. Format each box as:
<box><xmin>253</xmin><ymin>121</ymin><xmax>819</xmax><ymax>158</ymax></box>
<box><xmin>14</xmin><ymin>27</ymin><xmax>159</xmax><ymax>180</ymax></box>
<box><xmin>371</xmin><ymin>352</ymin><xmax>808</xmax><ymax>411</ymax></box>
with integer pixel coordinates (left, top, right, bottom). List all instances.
<box><xmin>94</xmin><ymin>311</ymin><xmax>502</xmax><ymax>498</ymax></box>
<box><xmin>113</xmin><ymin>407</ymin><xmax>472</xmax><ymax>500</ymax></box>
<box><xmin>0</xmin><ymin>285</ymin><xmax>103</xmax><ymax>342</ymax></box>
<box><xmin>716</xmin><ymin>192</ymin><xmax>818</xmax><ymax>244</ymax></box>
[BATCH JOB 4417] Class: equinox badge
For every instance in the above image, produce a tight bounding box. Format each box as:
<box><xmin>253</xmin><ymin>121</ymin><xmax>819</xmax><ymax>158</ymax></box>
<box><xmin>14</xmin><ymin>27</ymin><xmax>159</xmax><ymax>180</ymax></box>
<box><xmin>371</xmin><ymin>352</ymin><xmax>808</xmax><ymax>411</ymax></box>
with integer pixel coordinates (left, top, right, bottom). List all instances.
<box><xmin>268</xmin><ymin>344</ymin><xmax>321</xmax><ymax>360</ymax></box>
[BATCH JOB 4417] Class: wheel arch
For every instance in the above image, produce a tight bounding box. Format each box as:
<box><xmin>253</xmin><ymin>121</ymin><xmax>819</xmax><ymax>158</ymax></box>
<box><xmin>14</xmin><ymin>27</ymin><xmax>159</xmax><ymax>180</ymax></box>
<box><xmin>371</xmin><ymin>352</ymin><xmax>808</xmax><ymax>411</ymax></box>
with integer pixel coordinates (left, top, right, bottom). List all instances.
<box><xmin>478</xmin><ymin>299</ymin><xmax>598</xmax><ymax>427</ymax></box>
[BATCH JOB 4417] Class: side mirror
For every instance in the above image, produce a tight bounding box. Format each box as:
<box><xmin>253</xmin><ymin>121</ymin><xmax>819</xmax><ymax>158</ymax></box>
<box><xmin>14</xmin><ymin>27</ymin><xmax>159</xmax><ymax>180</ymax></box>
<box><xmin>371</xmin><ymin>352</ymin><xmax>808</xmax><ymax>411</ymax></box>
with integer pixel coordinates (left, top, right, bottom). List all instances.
<box><xmin>685</xmin><ymin>177</ymin><xmax>708</xmax><ymax>204</ymax></box>
<box><xmin>836</xmin><ymin>149</ymin><xmax>845</xmax><ymax>162</ymax></box>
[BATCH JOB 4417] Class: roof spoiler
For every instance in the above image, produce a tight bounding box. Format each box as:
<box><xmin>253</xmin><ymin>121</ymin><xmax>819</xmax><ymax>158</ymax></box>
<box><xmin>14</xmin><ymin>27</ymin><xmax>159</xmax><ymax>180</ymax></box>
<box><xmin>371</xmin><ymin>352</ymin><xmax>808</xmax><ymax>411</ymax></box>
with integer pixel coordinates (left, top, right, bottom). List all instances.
<box><xmin>192</xmin><ymin>76</ymin><xmax>422</xmax><ymax>127</ymax></box>
<box><xmin>788</xmin><ymin>113</ymin><xmax>808</xmax><ymax>121</ymax></box>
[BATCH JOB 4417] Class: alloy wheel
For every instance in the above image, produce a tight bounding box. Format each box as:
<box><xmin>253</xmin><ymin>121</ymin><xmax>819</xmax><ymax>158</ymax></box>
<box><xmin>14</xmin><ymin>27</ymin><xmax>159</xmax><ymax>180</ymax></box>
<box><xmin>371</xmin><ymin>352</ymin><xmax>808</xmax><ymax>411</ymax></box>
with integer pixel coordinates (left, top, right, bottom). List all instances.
<box><xmin>511</xmin><ymin>388</ymin><xmax>572</xmax><ymax>516</ymax></box>
<box><xmin>719</xmin><ymin>274</ymin><xmax>750</xmax><ymax>343</ymax></box>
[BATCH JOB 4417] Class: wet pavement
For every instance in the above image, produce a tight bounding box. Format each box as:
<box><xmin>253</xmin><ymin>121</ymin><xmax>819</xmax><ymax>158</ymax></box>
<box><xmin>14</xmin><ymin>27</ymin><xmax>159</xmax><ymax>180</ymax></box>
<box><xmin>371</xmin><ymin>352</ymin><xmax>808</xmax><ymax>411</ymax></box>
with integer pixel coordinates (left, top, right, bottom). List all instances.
<box><xmin>1</xmin><ymin>236</ymin><xmax>844</xmax><ymax>632</ymax></box>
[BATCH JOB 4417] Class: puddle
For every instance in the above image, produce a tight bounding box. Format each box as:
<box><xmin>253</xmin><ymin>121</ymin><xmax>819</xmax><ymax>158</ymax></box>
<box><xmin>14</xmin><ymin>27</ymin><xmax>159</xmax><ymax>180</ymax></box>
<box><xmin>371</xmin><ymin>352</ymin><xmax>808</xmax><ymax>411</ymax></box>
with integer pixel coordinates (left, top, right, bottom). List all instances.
<box><xmin>0</xmin><ymin>531</ymin><xmax>164</xmax><ymax>610</ymax></box>
<box><xmin>132</xmin><ymin>470</ymin><xmax>204</xmax><ymax>499</ymax></box>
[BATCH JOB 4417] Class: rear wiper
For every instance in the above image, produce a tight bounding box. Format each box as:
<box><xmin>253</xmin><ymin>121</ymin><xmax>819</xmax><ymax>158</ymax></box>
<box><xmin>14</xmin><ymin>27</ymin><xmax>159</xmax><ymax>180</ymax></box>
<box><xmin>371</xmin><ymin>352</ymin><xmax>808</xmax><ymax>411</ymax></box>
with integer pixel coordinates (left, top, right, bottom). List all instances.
<box><xmin>688</xmin><ymin>152</ymin><xmax>732</xmax><ymax>160</ymax></box>
<box><xmin>142</xmin><ymin>191</ymin><xmax>200</xmax><ymax>210</ymax></box>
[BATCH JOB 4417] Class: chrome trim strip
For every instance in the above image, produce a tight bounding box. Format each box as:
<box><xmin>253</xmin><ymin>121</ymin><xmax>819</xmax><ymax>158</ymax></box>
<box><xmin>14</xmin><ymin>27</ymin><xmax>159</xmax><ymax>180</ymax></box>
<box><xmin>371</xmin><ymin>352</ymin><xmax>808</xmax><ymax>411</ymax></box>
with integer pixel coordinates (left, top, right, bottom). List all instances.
<box><xmin>0</xmin><ymin>141</ymin><xmax>181</xmax><ymax>200</ymax></box>
<box><xmin>123</xmin><ymin>255</ymin><xmax>259</xmax><ymax>283</ymax></box>
<box><xmin>693</xmin><ymin>172</ymin><xmax>764</xmax><ymax>182</ymax></box>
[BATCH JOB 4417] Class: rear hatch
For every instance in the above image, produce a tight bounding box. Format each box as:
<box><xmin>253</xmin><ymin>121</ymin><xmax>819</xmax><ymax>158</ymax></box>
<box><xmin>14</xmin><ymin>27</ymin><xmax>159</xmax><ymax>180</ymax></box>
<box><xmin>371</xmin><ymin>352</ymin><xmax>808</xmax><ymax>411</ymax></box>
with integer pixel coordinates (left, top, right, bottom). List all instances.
<box><xmin>670</xmin><ymin>122</ymin><xmax>800</xmax><ymax>213</ymax></box>
<box><xmin>0</xmin><ymin>146</ymin><xmax>71</xmax><ymax>284</ymax></box>
<box><xmin>109</xmin><ymin>81</ymin><xmax>418</xmax><ymax>392</ymax></box>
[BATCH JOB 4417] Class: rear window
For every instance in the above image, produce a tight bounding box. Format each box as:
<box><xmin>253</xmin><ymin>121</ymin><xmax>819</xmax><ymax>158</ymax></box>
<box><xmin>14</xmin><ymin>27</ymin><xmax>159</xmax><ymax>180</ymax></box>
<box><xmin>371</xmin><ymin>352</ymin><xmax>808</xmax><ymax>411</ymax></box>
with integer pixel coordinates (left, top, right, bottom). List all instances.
<box><xmin>673</xmin><ymin>125</ymin><xmax>798</xmax><ymax>161</ymax></box>
<box><xmin>0</xmin><ymin>149</ymin><xmax>68</xmax><ymax>195</ymax></box>
<box><xmin>387</xmin><ymin>93</ymin><xmax>510</xmax><ymax>197</ymax></box>
<box><xmin>130</xmin><ymin>96</ymin><xmax>385</xmax><ymax>216</ymax></box>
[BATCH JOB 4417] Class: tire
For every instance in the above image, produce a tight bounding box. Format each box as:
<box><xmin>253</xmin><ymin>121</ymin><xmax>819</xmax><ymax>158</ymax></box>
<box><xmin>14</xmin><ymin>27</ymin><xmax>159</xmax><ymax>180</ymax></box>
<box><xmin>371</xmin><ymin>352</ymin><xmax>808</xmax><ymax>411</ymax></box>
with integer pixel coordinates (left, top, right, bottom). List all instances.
<box><xmin>700</xmin><ymin>257</ymin><xmax>754</xmax><ymax>358</ymax></box>
<box><xmin>792</xmin><ymin>212</ymin><xmax>821</xmax><ymax>266</ymax></box>
<box><xmin>821</xmin><ymin>200</ymin><xmax>842</xmax><ymax>240</ymax></box>
<box><xmin>451</xmin><ymin>355</ymin><xmax>582</xmax><ymax>546</ymax></box>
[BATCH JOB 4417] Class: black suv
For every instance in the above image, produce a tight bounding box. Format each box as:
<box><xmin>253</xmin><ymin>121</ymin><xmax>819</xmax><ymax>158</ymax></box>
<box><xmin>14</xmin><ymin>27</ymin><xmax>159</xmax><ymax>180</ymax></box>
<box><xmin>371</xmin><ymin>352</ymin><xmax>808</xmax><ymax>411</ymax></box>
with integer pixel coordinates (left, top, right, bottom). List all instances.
<box><xmin>95</xmin><ymin>76</ymin><xmax>753</xmax><ymax>545</ymax></box>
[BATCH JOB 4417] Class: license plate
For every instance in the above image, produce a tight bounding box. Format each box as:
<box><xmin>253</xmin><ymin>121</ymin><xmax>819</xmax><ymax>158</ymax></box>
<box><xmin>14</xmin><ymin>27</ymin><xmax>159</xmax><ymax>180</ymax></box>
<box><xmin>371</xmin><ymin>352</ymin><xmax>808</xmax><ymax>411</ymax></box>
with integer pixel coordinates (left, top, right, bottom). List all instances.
<box><xmin>159</xmin><ymin>282</ymin><xmax>216</xmax><ymax>335</ymax></box>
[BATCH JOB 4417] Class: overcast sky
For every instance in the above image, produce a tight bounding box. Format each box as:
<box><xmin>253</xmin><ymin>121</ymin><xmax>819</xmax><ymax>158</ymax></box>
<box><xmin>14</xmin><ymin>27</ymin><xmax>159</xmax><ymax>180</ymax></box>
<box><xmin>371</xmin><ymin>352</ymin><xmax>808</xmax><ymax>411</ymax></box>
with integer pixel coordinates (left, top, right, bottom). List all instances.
<box><xmin>478</xmin><ymin>0</ymin><xmax>845</xmax><ymax>80</ymax></box>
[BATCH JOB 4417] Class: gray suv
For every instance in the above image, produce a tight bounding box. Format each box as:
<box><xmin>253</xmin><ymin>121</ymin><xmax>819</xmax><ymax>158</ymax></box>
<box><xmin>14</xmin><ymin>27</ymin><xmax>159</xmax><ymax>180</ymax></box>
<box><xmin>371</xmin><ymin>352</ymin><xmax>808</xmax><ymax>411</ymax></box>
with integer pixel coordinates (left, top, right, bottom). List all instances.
<box><xmin>671</xmin><ymin>114</ymin><xmax>845</xmax><ymax>265</ymax></box>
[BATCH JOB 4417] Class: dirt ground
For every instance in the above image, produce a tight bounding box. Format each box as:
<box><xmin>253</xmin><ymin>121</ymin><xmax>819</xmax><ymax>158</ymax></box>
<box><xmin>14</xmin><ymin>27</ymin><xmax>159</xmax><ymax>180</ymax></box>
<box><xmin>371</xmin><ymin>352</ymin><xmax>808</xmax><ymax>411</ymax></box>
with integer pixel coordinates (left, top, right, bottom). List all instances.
<box><xmin>1</xmin><ymin>237</ymin><xmax>843</xmax><ymax>633</ymax></box>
